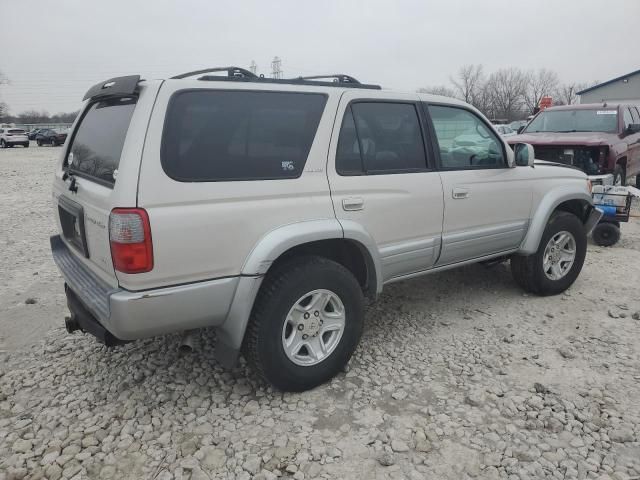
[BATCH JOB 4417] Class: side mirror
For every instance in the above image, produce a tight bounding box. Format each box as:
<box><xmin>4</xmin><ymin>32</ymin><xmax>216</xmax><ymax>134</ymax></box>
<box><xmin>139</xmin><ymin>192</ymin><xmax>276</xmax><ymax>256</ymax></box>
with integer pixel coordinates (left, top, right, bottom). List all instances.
<box><xmin>517</xmin><ymin>126</ymin><xmax>525</xmax><ymax>134</ymax></box>
<box><xmin>514</xmin><ymin>143</ymin><xmax>535</xmax><ymax>167</ymax></box>
<box><xmin>626</xmin><ymin>123</ymin><xmax>640</xmax><ymax>134</ymax></box>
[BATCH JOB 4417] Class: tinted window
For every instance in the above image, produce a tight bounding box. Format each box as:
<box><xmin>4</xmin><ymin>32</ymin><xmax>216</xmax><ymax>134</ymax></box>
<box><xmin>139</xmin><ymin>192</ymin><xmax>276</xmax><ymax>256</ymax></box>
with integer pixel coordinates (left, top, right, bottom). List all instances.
<box><xmin>162</xmin><ymin>91</ymin><xmax>327</xmax><ymax>181</ymax></box>
<box><xmin>67</xmin><ymin>97</ymin><xmax>136</xmax><ymax>185</ymax></box>
<box><xmin>429</xmin><ymin>105</ymin><xmax>505</xmax><ymax>169</ymax></box>
<box><xmin>336</xmin><ymin>102</ymin><xmax>427</xmax><ymax>175</ymax></box>
<box><xmin>631</xmin><ymin>107</ymin><xmax>640</xmax><ymax>123</ymax></box>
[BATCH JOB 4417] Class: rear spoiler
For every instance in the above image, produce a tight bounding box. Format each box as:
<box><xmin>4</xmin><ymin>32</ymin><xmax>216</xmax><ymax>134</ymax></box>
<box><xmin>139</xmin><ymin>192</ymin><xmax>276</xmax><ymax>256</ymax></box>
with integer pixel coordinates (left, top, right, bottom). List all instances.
<box><xmin>83</xmin><ymin>75</ymin><xmax>141</xmax><ymax>101</ymax></box>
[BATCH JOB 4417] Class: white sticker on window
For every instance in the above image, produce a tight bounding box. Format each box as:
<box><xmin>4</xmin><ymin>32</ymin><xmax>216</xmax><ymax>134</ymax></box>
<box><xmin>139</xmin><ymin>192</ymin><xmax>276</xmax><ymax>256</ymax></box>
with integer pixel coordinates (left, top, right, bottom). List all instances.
<box><xmin>596</xmin><ymin>110</ymin><xmax>616</xmax><ymax>115</ymax></box>
<box><xmin>281</xmin><ymin>161</ymin><xmax>295</xmax><ymax>171</ymax></box>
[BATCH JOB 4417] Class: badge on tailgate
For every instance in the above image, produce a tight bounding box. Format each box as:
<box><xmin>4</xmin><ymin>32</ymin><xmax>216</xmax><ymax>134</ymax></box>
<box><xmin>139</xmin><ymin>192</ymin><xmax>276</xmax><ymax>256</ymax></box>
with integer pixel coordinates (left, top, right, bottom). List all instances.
<box><xmin>58</xmin><ymin>196</ymin><xmax>90</xmax><ymax>258</ymax></box>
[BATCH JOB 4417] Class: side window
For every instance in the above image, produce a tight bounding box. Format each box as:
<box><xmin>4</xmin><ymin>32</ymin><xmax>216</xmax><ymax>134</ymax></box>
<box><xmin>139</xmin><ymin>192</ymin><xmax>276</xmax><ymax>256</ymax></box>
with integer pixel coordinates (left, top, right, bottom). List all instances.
<box><xmin>336</xmin><ymin>102</ymin><xmax>427</xmax><ymax>175</ymax></box>
<box><xmin>162</xmin><ymin>91</ymin><xmax>327</xmax><ymax>182</ymax></box>
<box><xmin>428</xmin><ymin>105</ymin><xmax>505</xmax><ymax>169</ymax></box>
<box><xmin>629</xmin><ymin>107</ymin><xmax>640</xmax><ymax>124</ymax></box>
<box><xmin>623</xmin><ymin>108</ymin><xmax>634</xmax><ymax>130</ymax></box>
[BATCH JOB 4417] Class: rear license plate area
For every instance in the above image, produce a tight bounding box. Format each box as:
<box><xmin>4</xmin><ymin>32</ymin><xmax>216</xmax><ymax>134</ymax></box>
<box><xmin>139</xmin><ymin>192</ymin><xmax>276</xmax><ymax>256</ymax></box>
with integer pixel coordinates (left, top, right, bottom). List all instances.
<box><xmin>58</xmin><ymin>196</ymin><xmax>89</xmax><ymax>257</ymax></box>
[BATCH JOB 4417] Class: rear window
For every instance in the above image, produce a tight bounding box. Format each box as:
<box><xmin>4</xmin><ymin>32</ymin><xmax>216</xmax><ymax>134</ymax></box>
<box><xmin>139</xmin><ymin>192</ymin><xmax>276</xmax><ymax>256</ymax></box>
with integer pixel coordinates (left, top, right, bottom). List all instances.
<box><xmin>9</xmin><ymin>129</ymin><xmax>25</xmax><ymax>134</ymax></box>
<box><xmin>161</xmin><ymin>90</ymin><xmax>327</xmax><ymax>181</ymax></box>
<box><xmin>66</xmin><ymin>97</ymin><xmax>136</xmax><ymax>186</ymax></box>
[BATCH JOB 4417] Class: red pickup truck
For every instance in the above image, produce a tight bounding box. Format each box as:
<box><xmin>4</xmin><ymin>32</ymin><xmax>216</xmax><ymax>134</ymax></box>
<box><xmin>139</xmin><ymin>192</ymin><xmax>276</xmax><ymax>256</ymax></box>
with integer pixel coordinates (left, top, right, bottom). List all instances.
<box><xmin>509</xmin><ymin>103</ymin><xmax>640</xmax><ymax>186</ymax></box>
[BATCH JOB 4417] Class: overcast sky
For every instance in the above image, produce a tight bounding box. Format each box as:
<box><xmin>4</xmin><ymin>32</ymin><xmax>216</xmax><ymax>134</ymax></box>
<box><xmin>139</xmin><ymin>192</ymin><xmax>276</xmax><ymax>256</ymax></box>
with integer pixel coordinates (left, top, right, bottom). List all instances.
<box><xmin>0</xmin><ymin>0</ymin><xmax>637</xmax><ymax>114</ymax></box>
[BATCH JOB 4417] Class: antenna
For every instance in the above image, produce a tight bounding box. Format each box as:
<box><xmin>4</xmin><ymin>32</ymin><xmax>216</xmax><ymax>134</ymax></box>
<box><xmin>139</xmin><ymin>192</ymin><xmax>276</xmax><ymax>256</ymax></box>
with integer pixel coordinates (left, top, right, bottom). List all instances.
<box><xmin>249</xmin><ymin>60</ymin><xmax>257</xmax><ymax>75</ymax></box>
<box><xmin>271</xmin><ymin>56</ymin><xmax>282</xmax><ymax>79</ymax></box>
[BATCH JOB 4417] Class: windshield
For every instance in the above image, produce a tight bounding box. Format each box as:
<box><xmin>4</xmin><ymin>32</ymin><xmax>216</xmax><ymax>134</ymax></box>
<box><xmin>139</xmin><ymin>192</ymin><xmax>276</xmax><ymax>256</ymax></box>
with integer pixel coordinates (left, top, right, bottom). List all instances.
<box><xmin>524</xmin><ymin>109</ymin><xmax>618</xmax><ymax>133</ymax></box>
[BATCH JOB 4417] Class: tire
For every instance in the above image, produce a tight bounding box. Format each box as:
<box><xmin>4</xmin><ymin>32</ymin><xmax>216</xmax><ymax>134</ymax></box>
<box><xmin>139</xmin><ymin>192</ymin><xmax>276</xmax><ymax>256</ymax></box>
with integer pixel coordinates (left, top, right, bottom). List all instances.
<box><xmin>23</xmin><ymin>143</ymin><xmax>29</xmax><ymax>148</ymax></box>
<box><xmin>592</xmin><ymin>222</ymin><xmax>621</xmax><ymax>247</ymax></box>
<box><xmin>613</xmin><ymin>164</ymin><xmax>626</xmax><ymax>186</ymax></box>
<box><xmin>635</xmin><ymin>174</ymin><xmax>640</xmax><ymax>189</ymax></box>
<box><xmin>244</xmin><ymin>255</ymin><xmax>364</xmax><ymax>392</ymax></box>
<box><xmin>37</xmin><ymin>140</ymin><xmax>42</xmax><ymax>147</ymax></box>
<box><xmin>0</xmin><ymin>140</ymin><xmax>5</xmax><ymax>148</ymax></box>
<box><xmin>50</xmin><ymin>139</ymin><xmax>58</xmax><ymax>147</ymax></box>
<box><xmin>511</xmin><ymin>211</ymin><xmax>587</xmax><ymax>296</ymax></box>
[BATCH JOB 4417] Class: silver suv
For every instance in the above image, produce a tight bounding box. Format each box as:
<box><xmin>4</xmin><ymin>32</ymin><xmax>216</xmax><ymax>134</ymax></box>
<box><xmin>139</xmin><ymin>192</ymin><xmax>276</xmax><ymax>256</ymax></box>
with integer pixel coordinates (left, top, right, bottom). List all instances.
<box><xmin>51</xmin><ymin>67</ymin><xmax>601</xmax><ymax>391</ymax></box>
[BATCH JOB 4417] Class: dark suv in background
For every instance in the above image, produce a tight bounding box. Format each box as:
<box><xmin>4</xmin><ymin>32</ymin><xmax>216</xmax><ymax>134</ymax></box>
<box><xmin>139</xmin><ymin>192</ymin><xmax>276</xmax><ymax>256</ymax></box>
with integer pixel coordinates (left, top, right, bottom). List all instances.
<box><xmin>509</xmin><ymin>103</ymin><xmax>640</xmax><ymax>186</ymax></box>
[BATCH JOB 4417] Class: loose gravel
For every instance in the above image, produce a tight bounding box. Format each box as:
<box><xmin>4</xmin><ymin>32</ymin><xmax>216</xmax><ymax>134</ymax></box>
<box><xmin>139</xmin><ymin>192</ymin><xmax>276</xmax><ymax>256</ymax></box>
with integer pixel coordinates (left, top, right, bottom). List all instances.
<box><xmin>1</xmin><ymin>146</ymin><xmax>640</xmax><ymax>479</ymax></box>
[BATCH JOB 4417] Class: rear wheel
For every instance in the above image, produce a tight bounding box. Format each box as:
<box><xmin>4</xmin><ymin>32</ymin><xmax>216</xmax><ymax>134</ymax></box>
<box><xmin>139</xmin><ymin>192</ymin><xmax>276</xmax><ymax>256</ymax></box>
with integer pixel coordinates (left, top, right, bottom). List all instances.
<box><xmin>37</xmin><ymin>140</ymin><xmax>42</xmax><ymax>146</ymax></box>
<box><xmin>592</xmin><ymin>221</ymin><xmax>621</xmax><ymax>247</ymax></box>
<box><xmin>50</xmin><ymin>138</ymin><xmax>58</xmax><ymax>146</ymax></box>
<box><xmin>635</xmin><ymin>174</ymin><xmax>640</xmax><ymax>189</ymax></box>
<box><xmin>23</xmin><ymin>142</ymin><xmax>29</xmax><ymax>148</ymax></box>
<box><xmin>244</xmin><ymin>255</ymin><xmax>364</xmax><ymax>391</ymax></box>
<box><xmin>0</xmin><ymin>140</ymin><xmax>5</xmax><ymax>148</ymax></box>
<box><xmin>511</xmin><ymin>211</ymin><xmax>587</xmax><ymax>296</ymax></box>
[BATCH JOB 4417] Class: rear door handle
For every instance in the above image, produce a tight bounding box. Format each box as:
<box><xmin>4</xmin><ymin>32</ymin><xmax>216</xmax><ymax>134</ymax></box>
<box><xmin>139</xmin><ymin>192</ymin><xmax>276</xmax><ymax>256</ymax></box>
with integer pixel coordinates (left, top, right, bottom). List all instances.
<box><xmin>342</xmin><ymin>197</ymin><xmax>364</xmax><ymax>211</ymax></box>
<box><xmin>452</xmin><ymin>187</ymin><xmax>469</xmax><ymax>199</ymax></box>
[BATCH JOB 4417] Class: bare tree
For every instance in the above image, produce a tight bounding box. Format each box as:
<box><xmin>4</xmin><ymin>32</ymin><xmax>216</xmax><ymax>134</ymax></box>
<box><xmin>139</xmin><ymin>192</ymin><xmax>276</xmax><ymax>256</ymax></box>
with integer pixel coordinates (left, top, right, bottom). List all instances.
<box><xmin>450</xmin><ymin>64</ymin><xmax>484</xmax><ymax>105</ymax></box>
<box><xmin>485</xmin><ymin>68</ymin><xmax>528</xmax><ymax>120</ymax></box>
<box><xmin>523</xmin><ymin>68</ymin><xmax>559</xmax><ymax>113</ymax></box>
<box><xmin>554</xmin><ymin>82</ymin><xmax>597</xmax><ymax>105</ymax></box>
<box><xmin>417</xmin><ymin>85</ymin><xmax>456</xmax><ymax>98</ymax></box>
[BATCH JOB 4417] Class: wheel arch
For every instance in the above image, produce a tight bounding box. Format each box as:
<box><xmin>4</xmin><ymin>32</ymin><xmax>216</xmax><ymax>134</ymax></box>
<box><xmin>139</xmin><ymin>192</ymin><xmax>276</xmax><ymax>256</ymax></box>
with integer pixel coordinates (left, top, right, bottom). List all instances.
<box><xmin>519</xmin><ymin>188</ymin><xmax>593</xmax><ymax>255</ymax></box>
<box><xmin>214</xmin><ymin>219</ymin><xmax>382</xmax><ymax>367</ymax></box>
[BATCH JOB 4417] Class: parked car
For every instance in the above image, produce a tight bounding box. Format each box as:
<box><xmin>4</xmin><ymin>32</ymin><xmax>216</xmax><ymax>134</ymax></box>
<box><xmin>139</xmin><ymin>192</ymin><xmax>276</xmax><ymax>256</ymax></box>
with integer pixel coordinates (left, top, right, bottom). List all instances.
<box><xmin>493</xmin><ymin>124</ymin><xmax>517</xmax><ymax>138</ymax></box>
<box><xmin>28</xmin><ymin>128</ymin><xmax>45</xmax><ymax>140</ymax></box>
<box><xmin>0</xmin><ymin>127</ymin><xmax>29</xmax><ymax>148</ymax></box>
<box><xmin>508</xmin><ymin>103</ymin><xmax>640</xmax><ymax>186</ymax></box>
<box><xmin>510</xmin><ymin>120</ymin><xmax>529</xmax><ymax>133</ymax></box>
<box><xmin>50</xmin><ymin>68</ymin><xmax>600</xmax><ymax>391</ymax></box>
<box><xmin>36</xmin><ymin>129</ymin><xmax>68</xmax><ymax>146</ymax></box>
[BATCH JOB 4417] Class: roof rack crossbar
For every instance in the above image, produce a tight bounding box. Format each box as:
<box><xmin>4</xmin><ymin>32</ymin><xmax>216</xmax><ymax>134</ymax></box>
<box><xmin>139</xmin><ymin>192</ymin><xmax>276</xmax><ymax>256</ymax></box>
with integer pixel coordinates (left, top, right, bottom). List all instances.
<box><xmin>292</xmin><ymin>74</ymin><xmax>362</xmax><ymax>84</ymax></box>
<box><xmin>171</xmin><ymin>66</ymin><xmax>257</xmax><ymax>80</ymax></box>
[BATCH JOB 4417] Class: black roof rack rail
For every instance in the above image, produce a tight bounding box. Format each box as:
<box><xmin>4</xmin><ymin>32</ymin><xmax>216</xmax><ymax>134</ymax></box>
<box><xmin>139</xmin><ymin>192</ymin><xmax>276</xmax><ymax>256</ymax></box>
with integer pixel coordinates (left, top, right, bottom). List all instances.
<box><xmin>292</xmin><ymin>74</ymin><xmax>362</xmax><ymax>84</ymax></box>
<box><xmin>171</xmin><ymin>66</ymin><xmax>257</xmax><ymax>80</ymax></box>
<box><xmin>83</xmin><ymin>75</ymin><xmax>141</xmax><ymax>101</ymax></box>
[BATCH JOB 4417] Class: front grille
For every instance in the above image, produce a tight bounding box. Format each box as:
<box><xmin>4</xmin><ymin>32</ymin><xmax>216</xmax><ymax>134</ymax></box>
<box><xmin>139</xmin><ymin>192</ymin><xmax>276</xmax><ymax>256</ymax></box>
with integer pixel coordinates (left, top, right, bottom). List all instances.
<box><xmin>534</xmin><ymin>146</ymin><xmax>601</xmax><ymax>175</ymax></box>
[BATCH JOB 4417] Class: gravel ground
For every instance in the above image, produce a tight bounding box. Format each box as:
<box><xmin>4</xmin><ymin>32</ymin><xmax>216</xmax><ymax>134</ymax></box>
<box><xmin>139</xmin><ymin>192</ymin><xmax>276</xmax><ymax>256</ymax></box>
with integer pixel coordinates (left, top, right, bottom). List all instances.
<box><xmin>1</xmin><ymin>145</ymin><xmax>640</xmax><ymax>480</ymax></box>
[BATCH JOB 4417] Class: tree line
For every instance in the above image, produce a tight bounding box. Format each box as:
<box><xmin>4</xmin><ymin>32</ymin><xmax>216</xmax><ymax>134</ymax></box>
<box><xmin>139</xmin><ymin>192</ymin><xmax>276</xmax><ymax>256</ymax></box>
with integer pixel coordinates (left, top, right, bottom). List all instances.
<box><xmin>0</xmin><ymin>69</ymin><xmax>78</xmax><ymax>124</ymax></box>
<box><xmin>418</xmin><ymin>64</ymin><xmax>595</xmax><ymax>121</ymax></box>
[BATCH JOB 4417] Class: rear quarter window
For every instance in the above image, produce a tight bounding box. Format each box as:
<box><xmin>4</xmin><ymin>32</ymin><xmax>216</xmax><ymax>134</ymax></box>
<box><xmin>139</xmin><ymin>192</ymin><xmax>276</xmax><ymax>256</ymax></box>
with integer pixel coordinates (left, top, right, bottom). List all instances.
<box><xmin>66</xmin><ymin>97</ymin><xmax>136</xmax><ymax>186</ymax></box>
<box><xmin>161</xmin><ymin>90</ymin><xmax>327</xmax><ymax>181</ymax></box>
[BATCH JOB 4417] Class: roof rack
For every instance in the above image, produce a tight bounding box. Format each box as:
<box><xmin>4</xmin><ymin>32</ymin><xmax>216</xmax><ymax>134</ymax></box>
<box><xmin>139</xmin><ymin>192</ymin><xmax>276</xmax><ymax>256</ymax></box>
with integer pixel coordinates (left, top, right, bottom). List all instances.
<box><xmin>171</xmin><ymin>66</ymin><xmax>257</xmax><ymax>80</ymax></box>
<box><xmin>293</xmin><ymin>74</ymin><xmax>362</xmax><ymax>84</ymax></box>
<box><xmin>171</xmin><ymin>66</ymin><xmax>381</xmax><ymax>90</ymax></box>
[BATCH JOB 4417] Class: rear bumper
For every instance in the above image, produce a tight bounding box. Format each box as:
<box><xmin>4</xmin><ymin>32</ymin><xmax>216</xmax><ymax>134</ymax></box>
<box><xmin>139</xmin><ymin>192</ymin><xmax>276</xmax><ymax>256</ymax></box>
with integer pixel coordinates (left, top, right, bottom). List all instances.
<box><xmin>50</xmin><ymin>235</ymin><xmax>239</xmax><ymax>341</ymax></box>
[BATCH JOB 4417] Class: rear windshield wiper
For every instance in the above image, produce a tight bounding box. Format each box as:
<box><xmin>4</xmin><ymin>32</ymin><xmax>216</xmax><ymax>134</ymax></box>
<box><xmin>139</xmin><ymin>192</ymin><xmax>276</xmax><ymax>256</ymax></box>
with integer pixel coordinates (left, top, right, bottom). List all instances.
<box><xmin>555</xmin><ymin>130</ymin><xmax>592</xmax><ymax>133</ymax></box>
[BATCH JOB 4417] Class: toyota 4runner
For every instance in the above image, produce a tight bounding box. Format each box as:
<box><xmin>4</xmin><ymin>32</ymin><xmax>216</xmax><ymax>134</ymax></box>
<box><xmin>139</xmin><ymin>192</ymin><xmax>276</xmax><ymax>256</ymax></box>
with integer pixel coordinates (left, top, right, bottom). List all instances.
<box><xmin>51</xmin><ymin>67</ymin><xmax>602</xmax><ymax>391</ymax></box>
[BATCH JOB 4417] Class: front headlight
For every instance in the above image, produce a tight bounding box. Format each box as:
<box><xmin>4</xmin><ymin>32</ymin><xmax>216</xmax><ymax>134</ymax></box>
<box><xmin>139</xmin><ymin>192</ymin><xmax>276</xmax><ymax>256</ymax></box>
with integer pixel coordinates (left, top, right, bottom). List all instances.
<box><xmin>587</xmin><ymin>179</ymin><xmax>592</xmax><ymax>194</ymax></box>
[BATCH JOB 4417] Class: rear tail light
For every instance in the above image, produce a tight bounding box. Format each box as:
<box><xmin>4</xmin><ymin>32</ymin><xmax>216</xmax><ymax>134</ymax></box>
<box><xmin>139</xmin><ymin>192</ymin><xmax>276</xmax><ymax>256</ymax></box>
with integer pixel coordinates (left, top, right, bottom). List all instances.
<box><xmin>109</xmin><ymin>208</ymin><xmax>153</xmax><ymax>273</ymax></box>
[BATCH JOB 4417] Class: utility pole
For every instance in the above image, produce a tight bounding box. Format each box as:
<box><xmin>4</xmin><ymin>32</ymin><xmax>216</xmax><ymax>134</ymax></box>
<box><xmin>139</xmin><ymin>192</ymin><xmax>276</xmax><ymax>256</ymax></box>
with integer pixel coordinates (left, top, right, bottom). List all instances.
<box><xmin>249</xmin><ymin>60</ymin><xmax>257</xmax><ymax>75</ymax></box>
<box><xmin>271</xmin><ymin>56</ymin><xmax>282</xmax><ymax>79</ymax></box>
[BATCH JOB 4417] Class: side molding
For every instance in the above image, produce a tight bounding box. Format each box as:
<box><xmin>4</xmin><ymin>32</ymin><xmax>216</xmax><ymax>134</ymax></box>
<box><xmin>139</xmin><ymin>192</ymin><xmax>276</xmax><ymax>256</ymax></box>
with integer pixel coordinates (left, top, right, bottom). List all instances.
<box><xmin>519</xmin><ymin>188</ymin><xmax>592</xmax><ymax>255</ymax></box>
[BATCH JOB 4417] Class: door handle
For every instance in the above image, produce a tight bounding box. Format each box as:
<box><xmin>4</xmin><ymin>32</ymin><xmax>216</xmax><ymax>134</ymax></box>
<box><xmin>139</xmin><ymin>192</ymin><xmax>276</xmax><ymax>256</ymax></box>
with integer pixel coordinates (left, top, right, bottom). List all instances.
<box><xmin>452</xmin><ymin>187</ymin><xmax>469</xmax><ymax>199</ymax></box>
<box><xmin>342</xmin><ymin>197</ymin><xmax>364</xmax><ymax>211</ymax></box>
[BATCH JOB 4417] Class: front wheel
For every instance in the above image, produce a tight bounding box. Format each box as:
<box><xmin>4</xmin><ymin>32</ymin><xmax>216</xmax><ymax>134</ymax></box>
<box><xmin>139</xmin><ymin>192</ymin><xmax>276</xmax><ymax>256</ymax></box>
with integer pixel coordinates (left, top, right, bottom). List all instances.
<box><xmin>244</xmin><ymin>255</ymin><xmax>364</xmax><ymax>391</ymax></box>
<box><xmin>37</xmin><ymin>140</ymin><xmax>42</xmax><ymax>146</ymax></box>
<box><xmin>0</xmin><ymin>140</ymin><xmax>5</xmax><ymax>148</ymax></box>
<box><xmin>511</xmin><ymin>211</ymin><xmax>587</xmax><ymax>296</ymax></box>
